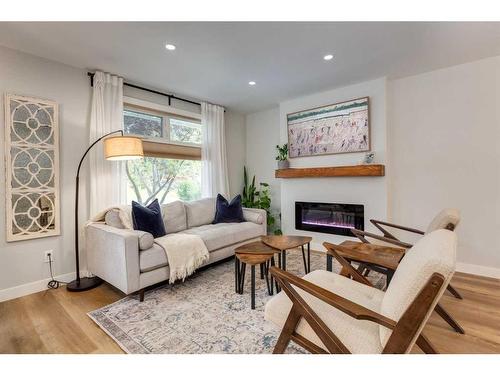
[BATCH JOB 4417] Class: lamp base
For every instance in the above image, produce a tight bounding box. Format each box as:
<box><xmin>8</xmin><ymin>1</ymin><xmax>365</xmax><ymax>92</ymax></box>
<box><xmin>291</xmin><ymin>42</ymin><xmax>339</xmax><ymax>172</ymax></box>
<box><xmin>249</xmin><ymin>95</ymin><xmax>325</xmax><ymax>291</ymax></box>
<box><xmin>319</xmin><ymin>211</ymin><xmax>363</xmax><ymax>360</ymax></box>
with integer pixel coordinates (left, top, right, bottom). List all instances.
<box><xmin>66</xmin><ymin>276</ymin><xmax>103</xmax><ymax>292</ymax></box>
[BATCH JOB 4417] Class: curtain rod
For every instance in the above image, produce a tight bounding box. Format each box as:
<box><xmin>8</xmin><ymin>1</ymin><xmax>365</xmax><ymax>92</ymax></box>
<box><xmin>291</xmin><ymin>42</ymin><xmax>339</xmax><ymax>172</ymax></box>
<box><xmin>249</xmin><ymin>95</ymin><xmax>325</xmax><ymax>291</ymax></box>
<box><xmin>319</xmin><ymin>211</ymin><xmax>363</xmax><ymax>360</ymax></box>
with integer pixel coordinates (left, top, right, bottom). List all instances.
<box><xmin>87</xmin><ymin>72</ymin><xmax>201</xmax><ymax>108</ymax></box>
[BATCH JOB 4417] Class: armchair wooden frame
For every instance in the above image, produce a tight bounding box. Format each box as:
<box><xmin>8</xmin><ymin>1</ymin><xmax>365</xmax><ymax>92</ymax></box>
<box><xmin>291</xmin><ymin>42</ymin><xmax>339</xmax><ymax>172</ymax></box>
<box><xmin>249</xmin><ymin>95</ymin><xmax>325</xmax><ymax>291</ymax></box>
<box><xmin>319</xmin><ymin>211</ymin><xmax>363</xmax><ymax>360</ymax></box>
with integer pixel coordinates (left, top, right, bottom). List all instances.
<box><xmin>352</xmin><ymin>218</ymin><xmax>463</xmax><ymax>300</ymax></box>
<box><xmin>325</xmin><ymin>242</ymin><xmax>465</xmax><ymax>335</ymax></box>
<box><xmin>269</xmin><ymin>265</ymin><xmax>442</xmax><ymax>354</ymax></box>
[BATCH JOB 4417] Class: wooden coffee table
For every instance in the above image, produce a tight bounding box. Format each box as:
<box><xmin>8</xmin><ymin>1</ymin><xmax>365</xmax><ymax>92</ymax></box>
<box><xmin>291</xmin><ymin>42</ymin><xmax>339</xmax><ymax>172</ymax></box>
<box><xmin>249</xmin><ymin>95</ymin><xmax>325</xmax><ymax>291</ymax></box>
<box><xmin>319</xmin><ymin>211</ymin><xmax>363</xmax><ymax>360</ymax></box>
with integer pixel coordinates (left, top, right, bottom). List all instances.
<box><xmin>234</xmin><ymin>241</ymin><xmax>280</xmax><ymax>309</ymax></box>
<box><xmin>261</xmin><ymin>235</ymin><xmax>313</xmax><ymax>273</ymax></box>
<box><xmin>325</xmin><ymin>240</ymin><xmax>405</xmax><ymax>284</ymax></box>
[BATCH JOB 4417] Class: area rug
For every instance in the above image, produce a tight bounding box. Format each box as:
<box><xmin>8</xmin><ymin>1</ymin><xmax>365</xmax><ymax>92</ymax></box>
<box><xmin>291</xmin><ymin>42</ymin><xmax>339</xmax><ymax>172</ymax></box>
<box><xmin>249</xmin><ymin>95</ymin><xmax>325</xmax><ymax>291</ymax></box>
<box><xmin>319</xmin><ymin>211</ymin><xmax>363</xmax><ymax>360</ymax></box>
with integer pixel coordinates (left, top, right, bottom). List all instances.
<box><xmin>88</xmin><ymin>251</ymin><xmax>384</xmax><ymax>354</ymax></box>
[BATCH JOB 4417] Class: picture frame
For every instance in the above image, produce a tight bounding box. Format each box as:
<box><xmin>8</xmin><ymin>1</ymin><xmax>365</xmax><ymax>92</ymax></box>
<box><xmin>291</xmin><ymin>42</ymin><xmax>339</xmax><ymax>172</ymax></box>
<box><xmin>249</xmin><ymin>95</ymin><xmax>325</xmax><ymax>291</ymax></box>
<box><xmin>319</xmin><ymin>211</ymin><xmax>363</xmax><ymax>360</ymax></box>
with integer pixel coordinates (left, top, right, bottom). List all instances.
<box><xmin>287</xmin><ymin>96</ymin><xmax>370</xmax><ymax>158</ymax></box>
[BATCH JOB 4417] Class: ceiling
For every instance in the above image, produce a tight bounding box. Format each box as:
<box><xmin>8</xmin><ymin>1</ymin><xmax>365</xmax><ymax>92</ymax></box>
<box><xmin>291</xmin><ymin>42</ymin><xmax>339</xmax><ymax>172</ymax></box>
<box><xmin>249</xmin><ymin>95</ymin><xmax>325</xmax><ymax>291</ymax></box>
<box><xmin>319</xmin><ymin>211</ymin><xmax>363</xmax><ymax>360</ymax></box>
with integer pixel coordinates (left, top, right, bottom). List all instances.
<box><xmin>1</xmin><ymin>22</ymin><xmax>499</xmax><ymax>113</ymax></box>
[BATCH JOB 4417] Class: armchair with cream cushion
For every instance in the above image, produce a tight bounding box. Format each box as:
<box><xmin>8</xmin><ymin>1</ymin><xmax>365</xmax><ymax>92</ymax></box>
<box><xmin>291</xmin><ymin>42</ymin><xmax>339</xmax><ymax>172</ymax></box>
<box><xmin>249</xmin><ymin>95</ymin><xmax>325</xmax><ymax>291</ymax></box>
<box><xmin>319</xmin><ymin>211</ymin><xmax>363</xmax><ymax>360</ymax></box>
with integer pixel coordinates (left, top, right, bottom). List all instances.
<box><xmin>86</xmin><ymin>198</ymin><xmax>266</xmax><ymax>296</ymax></box>
<box><xmin>265</xmin><ymin>229</ymin><xmax>457</xmax><ymax>354</ymax></box>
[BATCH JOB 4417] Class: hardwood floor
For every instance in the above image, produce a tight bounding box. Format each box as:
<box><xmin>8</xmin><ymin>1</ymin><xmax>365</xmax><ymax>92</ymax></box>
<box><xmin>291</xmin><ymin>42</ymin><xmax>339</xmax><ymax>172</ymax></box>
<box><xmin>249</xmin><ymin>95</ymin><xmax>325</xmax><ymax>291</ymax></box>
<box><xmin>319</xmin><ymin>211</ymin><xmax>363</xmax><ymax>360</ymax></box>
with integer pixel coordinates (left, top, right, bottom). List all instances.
<box><xmin>0</xmin><ymin>272</ymin><xmax>498</xmax><ymax>354</ymax></box>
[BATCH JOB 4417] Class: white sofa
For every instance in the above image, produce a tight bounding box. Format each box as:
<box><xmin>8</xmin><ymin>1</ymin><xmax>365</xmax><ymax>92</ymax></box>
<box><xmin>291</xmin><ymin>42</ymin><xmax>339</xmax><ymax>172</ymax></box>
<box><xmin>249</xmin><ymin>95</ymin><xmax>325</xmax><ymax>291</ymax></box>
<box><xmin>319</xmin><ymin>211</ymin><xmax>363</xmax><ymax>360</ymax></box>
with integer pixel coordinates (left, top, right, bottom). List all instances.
<box><xmin>85</xmin><ymin>197</ymin><xmax>267</xmax><ymax>296</ymax></box>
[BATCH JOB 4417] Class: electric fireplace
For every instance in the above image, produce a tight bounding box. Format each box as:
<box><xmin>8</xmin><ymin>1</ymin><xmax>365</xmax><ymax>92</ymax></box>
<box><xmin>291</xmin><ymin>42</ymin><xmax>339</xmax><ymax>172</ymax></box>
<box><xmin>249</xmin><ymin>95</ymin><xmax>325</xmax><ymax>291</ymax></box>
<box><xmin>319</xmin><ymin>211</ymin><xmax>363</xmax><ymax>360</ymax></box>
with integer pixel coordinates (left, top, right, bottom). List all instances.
<box><xmin>295</xmin><ymin>201</ymin><xmax>364</xmax><ymax>237</ymax></box>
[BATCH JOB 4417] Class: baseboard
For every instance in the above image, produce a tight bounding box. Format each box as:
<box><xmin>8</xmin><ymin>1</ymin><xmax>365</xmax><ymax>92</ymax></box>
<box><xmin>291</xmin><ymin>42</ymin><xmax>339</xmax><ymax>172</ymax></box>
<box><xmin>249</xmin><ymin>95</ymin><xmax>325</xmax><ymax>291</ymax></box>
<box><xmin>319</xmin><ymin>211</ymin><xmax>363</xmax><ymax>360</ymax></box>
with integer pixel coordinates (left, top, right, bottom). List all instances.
<box><xmin>0</xmin><ymin>272</ymin><xmax>77</xmax><ymax>303</ymax></box>
<box><xmin>456</xmin><ymin>262</ymin><xmax>500</xmax><ymax>279</ymax></box>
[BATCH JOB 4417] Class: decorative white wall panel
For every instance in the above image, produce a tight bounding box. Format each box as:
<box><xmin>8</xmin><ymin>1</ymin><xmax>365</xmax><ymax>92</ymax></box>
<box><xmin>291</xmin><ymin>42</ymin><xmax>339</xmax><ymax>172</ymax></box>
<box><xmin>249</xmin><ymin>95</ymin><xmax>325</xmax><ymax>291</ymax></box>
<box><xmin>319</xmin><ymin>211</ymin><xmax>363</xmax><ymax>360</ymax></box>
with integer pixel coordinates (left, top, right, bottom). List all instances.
<box><xmin>4</xmin><ymin>94</ymin><xmax>60</xmax><ymax>241</ymax></box>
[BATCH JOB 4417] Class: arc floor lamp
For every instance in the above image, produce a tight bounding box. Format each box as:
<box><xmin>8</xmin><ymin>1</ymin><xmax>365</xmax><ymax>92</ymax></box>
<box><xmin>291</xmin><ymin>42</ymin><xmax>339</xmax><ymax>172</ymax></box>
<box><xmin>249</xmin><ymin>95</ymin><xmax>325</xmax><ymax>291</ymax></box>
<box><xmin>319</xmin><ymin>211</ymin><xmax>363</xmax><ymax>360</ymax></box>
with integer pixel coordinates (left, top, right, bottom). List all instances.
<box><xmin>67</xmin><ymin>130</ymin><xmax>143</xmax><ymax>292</ymax></box>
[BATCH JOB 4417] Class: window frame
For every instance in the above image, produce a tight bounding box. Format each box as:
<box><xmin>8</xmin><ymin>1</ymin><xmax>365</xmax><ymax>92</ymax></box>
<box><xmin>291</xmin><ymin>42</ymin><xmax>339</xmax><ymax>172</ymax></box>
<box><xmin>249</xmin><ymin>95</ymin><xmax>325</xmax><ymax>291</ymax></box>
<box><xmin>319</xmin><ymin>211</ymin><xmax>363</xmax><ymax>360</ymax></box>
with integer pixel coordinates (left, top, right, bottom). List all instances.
<box><xmin>123</xmin><ymin>96</ymin><xmax>202</xmax><ymax>150</ymax></box>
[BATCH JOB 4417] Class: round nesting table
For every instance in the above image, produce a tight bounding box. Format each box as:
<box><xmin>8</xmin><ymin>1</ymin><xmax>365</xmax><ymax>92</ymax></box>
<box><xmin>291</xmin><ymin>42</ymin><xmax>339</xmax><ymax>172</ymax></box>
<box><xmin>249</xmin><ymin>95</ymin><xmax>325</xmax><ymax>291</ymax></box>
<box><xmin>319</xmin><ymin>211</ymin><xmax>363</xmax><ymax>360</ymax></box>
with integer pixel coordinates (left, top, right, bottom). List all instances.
<box><xmin>234</xmin><ymin>241</ymin><xmax>279</xmax><ymax>309</ymax></box>
<box><xmin>261</xmin><ymin>235</ymin><xmax>313</xmax><ymax>274</ymax></box>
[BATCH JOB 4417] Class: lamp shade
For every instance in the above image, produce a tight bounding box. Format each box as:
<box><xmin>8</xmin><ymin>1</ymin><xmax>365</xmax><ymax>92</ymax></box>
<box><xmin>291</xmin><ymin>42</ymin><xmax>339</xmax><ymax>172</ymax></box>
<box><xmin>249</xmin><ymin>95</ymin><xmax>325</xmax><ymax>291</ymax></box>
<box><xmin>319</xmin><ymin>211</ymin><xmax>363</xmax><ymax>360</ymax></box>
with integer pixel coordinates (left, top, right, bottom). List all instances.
<box><xmin>103</xmin><ymin>136</ymin><xmax>144</xmax><ymax>160</ymax></box>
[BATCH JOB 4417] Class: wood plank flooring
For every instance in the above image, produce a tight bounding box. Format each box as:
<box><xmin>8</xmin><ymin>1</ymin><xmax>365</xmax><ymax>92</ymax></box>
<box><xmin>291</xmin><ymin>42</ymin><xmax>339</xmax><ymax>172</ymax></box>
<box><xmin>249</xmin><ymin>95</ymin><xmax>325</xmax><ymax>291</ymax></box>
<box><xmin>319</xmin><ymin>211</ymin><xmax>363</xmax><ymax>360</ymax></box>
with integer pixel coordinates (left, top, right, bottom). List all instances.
<box><xmin>0</xmin><ymin>271</ymin><xmax>498</xmax><ymax>354</ymax></box>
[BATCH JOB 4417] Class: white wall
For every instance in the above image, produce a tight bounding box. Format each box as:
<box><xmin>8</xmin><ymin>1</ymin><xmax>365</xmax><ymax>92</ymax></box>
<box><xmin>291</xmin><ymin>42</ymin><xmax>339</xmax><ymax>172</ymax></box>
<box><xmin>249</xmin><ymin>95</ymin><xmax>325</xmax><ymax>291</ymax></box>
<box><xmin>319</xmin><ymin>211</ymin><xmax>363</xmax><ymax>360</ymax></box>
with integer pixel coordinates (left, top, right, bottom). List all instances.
<box><xmin>279</xmin><ymin>78</ymin><xmax>388</xmax><ymax>249</ymax></box>
<box><xmin>389</xmin><ymin>56</ymin><xmax>500</xmax><ymax>276</ymax></box>
<box><xmin>0</xmin><ymin>46</ymin><xmax>248</xmax><ymax>300</ymax></box>
<box><xmin>0</xmin><ymin>46</ymin><xmax>91</xmax><ymax>299</ymax></box>
<box><xmin>245</xmin><ymin>107</ymin><xmax>281</xmax><ymax>210</ymax></box>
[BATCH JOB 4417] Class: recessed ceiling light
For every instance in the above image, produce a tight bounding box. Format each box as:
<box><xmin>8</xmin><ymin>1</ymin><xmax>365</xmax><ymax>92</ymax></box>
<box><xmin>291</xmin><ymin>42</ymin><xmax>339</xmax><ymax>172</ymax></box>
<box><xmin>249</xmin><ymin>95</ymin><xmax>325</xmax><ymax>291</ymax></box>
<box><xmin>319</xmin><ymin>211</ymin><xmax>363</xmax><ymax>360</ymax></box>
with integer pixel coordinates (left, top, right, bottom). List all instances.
<box><xmin>165</xmin><ymin>44</ymin><xmax>176</xmax><ymax>51</ymax></box>
<box><xmin>323</xmin><ymin>54</ymin><xmax>333</xmax><ymax>61</ymax></box>
<box><xmin>248</xmin><ymin>81</ymin><xmax>256</xmax><ymax>86</ymax></box>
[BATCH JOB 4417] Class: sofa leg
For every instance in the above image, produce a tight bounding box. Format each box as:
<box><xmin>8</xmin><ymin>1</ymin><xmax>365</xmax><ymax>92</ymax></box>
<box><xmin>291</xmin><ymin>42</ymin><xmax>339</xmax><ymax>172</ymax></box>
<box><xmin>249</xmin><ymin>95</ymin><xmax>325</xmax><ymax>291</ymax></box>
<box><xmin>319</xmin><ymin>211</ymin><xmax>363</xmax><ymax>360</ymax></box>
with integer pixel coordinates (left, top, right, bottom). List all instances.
<box><xmin>139</xmin><ymin>289</ymin><xmax>145</xmax><ymax>302</ymax></box>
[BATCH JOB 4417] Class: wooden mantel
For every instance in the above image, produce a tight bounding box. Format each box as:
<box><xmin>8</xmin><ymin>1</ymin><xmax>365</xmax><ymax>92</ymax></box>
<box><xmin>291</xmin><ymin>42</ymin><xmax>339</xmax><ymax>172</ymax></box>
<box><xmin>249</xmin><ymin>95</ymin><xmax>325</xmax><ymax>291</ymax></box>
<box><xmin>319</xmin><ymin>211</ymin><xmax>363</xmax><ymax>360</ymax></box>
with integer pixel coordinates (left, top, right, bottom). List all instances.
<box><xmin>275</xmin><ymin>164</ymin><xmax>385</xmax><ymax>178</ymax></box>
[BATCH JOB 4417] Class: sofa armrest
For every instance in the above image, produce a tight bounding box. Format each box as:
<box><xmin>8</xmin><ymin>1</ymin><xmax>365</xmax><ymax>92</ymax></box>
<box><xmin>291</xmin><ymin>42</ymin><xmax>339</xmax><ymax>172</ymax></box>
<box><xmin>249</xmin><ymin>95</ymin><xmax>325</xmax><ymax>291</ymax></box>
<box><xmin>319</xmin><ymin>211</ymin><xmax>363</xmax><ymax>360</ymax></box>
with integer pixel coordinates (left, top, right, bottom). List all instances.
<box><xmin>85</xmin><ymin>223</ymin><xmax>143</xmax><ymax>294</ymax></box>
<box><xmin>243</xmin><ymin>207</ymin><xmax>267</xmax><ymax>235</ymax></box>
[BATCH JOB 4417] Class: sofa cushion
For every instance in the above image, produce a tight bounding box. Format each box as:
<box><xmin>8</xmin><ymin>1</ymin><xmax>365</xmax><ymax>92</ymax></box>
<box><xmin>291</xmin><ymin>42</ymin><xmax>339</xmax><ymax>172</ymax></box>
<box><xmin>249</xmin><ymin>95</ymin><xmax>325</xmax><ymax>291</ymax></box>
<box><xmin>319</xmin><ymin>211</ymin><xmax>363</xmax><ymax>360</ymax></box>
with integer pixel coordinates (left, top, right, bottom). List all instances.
<box><xmin>213</xmin><ymin>194</ymin><xmax>245</xmax><ymax>224</ymax></box>
<box><xmin>243</xmin><ymin>208</ymin><xmax>265</xmax><ymax>225</ymax></box>
<box><xmin>136</xmin><ymin>230</ymin><xmax>154</xmax><ymax>250</ymax></box>
<box><xmin>182</xmin><ymin>222</ymin><xmax>263</xmax><ymax>252</ymax></box>
<box><xmin>161</xmin><ymin>200</ymin><xmax>187</xmax><ymax>233</ymax></box>
<box><xmin>265</xmin><ymin>270</ymin><xmax>384</xmax><ymax>354</ymax></box>
<box><xmin>132</xmin><ymin>199</ymin><xmax>166</xmax><ymax>238</ymax></box>
<box><xmin>139</xmin><ymin>243</ymin><xmax>168</xmax><ymax>272</ymax></box>
<box><xmin>184</xmin><ymin>197</ymin><xmax>216</xmax><ymax>228</ymax></box>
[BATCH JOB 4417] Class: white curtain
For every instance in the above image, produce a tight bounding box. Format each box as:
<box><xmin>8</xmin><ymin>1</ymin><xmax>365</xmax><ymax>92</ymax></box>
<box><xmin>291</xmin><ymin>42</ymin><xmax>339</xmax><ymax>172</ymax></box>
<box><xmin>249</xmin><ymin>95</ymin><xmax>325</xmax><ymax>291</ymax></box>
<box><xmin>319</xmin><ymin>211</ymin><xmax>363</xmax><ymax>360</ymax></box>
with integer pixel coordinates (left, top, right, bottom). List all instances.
<box><xmin>88</xmin><ymin>71</ymin><xmax>125</xmax><ymax>217</ymax></box>
<box><xmin>201</xmin><ymin>102</ymin><xmax>230</xmax><ymax>198</ymax></box>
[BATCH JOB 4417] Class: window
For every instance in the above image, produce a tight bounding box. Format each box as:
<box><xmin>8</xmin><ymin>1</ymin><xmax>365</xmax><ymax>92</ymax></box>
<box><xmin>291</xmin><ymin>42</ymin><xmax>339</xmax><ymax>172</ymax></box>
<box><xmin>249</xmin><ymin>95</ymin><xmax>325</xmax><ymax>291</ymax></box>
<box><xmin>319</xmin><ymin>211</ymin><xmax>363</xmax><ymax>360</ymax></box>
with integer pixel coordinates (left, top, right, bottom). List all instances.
<box><xmin>124</xmin><ymin>107</ymin><xmax>201</xmax><ymax>146</ymax></box>
<box><xmin>123</xmin><ymin>105</ymin><xmax>202</xmax><ymax>204</ymax></box>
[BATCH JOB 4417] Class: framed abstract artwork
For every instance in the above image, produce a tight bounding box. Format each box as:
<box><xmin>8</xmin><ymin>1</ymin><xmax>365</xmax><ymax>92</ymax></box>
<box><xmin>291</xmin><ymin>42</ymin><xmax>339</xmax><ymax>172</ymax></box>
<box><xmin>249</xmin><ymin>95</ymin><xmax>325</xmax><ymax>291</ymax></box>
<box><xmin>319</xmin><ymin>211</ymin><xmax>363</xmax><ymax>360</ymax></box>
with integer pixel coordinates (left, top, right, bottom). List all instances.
<box><xmin>287</xmin><ymin>97</ymin><xmax>370</xmax><ymax>158</ymax></box>
<box><xmin>4</xmin><ymin>94</ymin><xmax>60</xmax><ymax>242</ymax></box>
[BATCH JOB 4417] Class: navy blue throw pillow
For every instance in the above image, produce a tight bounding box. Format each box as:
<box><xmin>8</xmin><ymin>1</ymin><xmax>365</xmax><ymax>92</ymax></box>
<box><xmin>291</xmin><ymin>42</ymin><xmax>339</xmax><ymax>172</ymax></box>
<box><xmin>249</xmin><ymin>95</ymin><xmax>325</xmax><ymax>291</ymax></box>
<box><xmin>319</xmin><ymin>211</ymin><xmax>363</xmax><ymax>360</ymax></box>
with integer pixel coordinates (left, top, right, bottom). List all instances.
<box><xmin>213</xmin><ymin>194</ymin><xmax>245</xmax><ymax>224</ymax></box>
<box><xmin>131</xmin><ymin>199</ymin><xmax>166</xmax><ymax>238</ymax></box>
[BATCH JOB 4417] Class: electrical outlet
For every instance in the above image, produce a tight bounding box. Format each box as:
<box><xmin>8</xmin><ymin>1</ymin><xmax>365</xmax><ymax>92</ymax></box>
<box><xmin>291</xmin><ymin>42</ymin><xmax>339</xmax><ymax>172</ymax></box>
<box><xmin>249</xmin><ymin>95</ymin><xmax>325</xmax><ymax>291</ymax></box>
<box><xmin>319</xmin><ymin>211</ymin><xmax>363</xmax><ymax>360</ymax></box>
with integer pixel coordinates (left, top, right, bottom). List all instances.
<box><xmin>44</xmin><ymin>250</ymin><xmax>53</xmax><ymax>263</ymax></box>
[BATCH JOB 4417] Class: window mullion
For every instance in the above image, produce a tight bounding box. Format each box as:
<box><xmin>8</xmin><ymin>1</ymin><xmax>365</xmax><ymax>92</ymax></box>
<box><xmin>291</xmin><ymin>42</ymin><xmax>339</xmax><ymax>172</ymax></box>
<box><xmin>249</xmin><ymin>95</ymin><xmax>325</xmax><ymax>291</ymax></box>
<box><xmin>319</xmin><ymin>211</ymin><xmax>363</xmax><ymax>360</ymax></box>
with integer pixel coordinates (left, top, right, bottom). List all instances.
<box><xmin>164</xmin><ymin>115</ymin><xmax>170</xmax><ymax>142</ymax></box>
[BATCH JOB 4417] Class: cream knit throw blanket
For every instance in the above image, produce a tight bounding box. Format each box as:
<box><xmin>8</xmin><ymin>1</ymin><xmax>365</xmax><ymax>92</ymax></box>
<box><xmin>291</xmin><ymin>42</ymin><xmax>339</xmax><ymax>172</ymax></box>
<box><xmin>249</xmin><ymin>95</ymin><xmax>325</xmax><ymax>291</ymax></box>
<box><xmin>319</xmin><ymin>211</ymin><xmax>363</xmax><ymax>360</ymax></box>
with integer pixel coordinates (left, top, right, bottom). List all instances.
<box><xmin>154</xmin><ymin>233</ymin><xmax>209</xmax><ymax>284</ymax></box>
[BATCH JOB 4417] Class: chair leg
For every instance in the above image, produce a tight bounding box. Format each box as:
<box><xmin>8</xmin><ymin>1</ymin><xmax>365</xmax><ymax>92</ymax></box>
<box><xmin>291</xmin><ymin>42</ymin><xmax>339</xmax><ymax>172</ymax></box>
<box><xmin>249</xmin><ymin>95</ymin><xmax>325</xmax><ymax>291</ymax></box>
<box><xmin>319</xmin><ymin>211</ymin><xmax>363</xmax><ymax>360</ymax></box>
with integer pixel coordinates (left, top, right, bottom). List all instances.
<box><xmin>435</xmin><ymin>303</ymin><xmax>465</xmax><ymax>334</ymax></box>
<box><xmin>273</xmin><ymin>306</ymin><xmax>302</xmax><ymax>354</ymax></box>
<box><xmin>139</xmin><ymin>289</ymin><xmax>145</xmax><ymax>302</ymax></box>
<box><xmin>416</xmin><ymin>334</ymin><xmax>438</xmax><ymax>354</ymax></box>
<box><xmin>446</xmin><ymin>284</ymin><xmax>463</xmax><ymax>300</ymax></box>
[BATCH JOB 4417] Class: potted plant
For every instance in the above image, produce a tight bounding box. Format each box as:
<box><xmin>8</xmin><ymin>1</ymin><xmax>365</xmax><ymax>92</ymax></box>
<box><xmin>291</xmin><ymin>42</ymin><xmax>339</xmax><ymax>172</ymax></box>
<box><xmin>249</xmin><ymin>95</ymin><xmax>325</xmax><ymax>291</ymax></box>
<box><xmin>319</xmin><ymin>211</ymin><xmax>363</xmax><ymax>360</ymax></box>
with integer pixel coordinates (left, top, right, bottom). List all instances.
<box><xmin>276</xmin><ymin>143</ymin><xmax>289</xmax><ymax>169</ymax></box>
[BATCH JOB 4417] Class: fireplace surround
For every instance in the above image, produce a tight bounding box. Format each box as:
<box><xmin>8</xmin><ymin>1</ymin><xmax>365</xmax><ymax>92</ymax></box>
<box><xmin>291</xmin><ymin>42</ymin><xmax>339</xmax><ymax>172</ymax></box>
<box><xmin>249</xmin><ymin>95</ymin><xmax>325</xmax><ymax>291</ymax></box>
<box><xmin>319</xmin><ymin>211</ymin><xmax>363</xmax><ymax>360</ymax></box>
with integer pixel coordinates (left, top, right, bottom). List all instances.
<box><xmin>295</xmin><ymin>201</ymin><xmax>364</xmax><ymax>237</ymax></box>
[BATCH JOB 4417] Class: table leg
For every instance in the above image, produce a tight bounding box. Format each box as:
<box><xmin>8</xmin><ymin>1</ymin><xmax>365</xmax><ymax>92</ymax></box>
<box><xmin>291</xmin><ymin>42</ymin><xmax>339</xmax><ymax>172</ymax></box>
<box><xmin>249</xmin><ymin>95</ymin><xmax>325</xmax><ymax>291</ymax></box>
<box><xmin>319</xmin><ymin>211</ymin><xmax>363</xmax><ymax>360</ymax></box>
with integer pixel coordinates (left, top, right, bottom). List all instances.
<box><xmin>251</xmin><ymin>265</ymin><xmax>256</xmax><ymax>309</ymax></box>
<box><xmin>275</xmin><ymin>254</ymin><xmax>281</xmax><ymax>293</ymax></box>
<box><xmin>301</xmin><ymin>245</ymin><xmax>307</xmax><ymax>274</ymax></box>
<box><xmin>282</xmin><ymin>250</ymin><xmax>287</xmax><ymax>271</ymax></box>
<box><xmin>264</xmin><ymin>260</ymin><xmax>272</xmax><ymax>295</ymax></box>
<box><xmin>326</xmin><ymin>253</ymin><xmax>333</xmax><ymax>272</ymax></box>
<box><xmin>239</xmin><ymin>263</ymin><xmax>246</xmax><ymax>294</ymax></box>
<box><xmin>270</xmin><ymin>256</ymin><xmax>276</xmax><ymax>295</ymax></box>
<box><xmin>260</xmin><ymin>263</ymin><xmax>264</xmax><ymax>280</ymax></box>
<box><xmin>307</xmin><ymin>242</ymin><xmax>311</xmax><ymax>273</ymax></box>
<box><xmin>235</xmin><ymin>257</ymin><xmax>239</xmax><ymax>293</ymax></box>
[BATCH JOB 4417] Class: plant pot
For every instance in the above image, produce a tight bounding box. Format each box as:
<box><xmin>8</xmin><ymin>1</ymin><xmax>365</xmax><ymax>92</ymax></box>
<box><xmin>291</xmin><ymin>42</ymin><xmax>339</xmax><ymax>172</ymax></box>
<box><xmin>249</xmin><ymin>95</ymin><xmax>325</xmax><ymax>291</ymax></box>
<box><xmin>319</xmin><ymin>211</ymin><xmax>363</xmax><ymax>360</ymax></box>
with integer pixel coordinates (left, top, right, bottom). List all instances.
<box><xmin>277</xmin><ymin>160</ymin><xmax>290</xmax><ymax>169</ymax></box>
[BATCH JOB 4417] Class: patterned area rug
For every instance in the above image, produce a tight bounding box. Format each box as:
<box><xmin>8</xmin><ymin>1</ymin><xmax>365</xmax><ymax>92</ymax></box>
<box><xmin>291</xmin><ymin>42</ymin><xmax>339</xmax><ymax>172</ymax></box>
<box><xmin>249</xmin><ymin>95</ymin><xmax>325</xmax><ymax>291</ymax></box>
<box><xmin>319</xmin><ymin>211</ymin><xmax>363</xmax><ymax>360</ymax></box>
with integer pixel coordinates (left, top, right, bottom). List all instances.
<box><xmin>88</xmin><ymin>251</ymin><xmax>384</xmax><ymax>354</ymax></box>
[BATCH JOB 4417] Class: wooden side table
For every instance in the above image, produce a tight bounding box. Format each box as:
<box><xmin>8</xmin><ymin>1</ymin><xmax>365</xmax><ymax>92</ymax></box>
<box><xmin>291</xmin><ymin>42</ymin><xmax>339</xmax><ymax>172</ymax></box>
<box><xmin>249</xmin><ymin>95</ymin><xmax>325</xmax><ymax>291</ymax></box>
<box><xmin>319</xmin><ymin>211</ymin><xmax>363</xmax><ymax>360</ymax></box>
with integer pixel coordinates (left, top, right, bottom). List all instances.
<box><xmin>261</xmin><ymin>235</ymin><xmax>313</xmax><ymax>273</ymax></box>
<box><xmin>235</xmin><ymin>241</ymin><xmax>279</xmax><ymax>309</ymax></box>
<box><xmin>325</xmin><ymin>240</ymin><xmax>405</xmax><ymax>284</ymax></box>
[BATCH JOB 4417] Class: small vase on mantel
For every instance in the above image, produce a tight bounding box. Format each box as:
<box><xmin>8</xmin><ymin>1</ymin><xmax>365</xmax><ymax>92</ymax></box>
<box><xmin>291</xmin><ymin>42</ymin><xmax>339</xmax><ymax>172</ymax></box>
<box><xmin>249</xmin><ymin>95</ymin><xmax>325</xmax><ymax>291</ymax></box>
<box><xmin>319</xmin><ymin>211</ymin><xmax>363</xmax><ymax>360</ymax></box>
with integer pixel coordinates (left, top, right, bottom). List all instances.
<box><xmin>277</xmin><ymin>159</ymin><xmax>290</xmax><ymax>169</ymax></box>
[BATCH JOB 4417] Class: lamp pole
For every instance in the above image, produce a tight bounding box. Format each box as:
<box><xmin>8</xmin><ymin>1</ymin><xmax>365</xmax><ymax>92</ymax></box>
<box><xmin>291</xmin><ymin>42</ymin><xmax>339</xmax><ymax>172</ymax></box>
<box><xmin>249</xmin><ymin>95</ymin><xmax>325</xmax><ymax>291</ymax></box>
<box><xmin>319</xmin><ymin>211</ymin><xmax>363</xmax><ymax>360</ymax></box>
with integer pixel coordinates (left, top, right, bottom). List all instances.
<box><xmin>66</xmin><ymin>130</ymin><xmax>124</xmax><ymax>292</ymax></box>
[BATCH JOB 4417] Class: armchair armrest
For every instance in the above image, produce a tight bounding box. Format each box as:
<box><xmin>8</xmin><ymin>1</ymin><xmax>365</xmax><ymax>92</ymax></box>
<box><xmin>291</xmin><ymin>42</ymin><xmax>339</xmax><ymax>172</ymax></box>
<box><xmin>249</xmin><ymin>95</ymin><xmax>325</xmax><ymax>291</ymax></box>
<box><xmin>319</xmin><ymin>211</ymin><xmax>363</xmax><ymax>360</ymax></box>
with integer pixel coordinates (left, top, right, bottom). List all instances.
<box><xmin>269</xmin><ymin>266</ymin><xmax>396</xmax><ymax>329</ymax></box>
<box><xmin>351</xmin><ymin>228</ymin><xmax>413</xmax><ymax>248</ymax></box>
